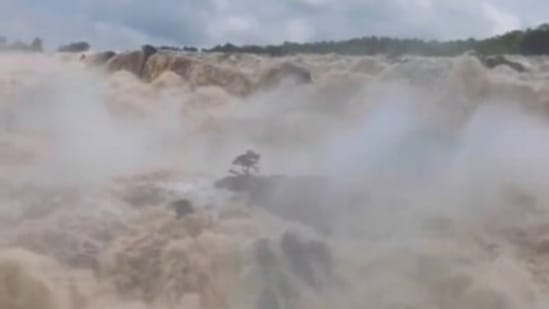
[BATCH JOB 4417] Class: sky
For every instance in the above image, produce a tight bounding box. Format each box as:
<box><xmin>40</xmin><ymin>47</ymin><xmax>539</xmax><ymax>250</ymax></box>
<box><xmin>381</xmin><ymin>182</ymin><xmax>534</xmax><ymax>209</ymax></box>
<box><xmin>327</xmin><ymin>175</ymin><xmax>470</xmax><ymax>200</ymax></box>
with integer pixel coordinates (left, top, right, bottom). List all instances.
<box><xmin>0</xmin><ymin>0</ymin><xmax>547</xmax><ymax>50</ymax></box>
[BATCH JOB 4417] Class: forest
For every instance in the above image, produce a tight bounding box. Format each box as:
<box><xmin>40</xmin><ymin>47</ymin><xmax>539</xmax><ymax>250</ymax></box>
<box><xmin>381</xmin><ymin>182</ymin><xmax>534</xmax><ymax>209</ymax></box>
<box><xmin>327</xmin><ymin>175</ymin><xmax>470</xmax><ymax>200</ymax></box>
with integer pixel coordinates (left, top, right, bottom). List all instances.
<box><xmin>204</xmin><ymin>24</ymin><xmax>549</xmax><ymax>56</ymax></box>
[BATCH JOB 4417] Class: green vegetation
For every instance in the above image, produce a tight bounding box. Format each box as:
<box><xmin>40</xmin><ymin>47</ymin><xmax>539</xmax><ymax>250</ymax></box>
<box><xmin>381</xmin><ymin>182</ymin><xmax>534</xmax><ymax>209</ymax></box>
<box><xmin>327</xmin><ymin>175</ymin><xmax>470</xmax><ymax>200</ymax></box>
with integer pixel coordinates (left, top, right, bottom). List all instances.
<box><xmin>205</xmin><ymin>24</ymin><xmax>549</xmax><ymax>56</ymax></box>
<box><xmin>229</xmin><ymin>150</ymin><xmax>261</xmax><ymax>176</ymax></box>
<box><xmin>0</xmin><ymin>37</ymin><xmax>43</xmax><ymax>52</ymax></box>
<box><xmin>58</xmin><ymin>41</ymin><xmax>91</xmax><ymax>53</ymax></box>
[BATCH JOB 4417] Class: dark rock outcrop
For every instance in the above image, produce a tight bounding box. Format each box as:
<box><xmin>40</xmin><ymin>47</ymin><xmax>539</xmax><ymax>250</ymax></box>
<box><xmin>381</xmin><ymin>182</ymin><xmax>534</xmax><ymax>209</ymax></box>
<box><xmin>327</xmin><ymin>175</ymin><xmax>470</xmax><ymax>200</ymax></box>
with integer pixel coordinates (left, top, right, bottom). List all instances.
<box><xmin>480</xmin><ymin>55</ymin><xmax>527</xmax><ymax>72</ymax></box>
<box><xmin>254</xmin><ymin>238</ymin><xmax>297</xmax><ymax>309</ymax></box>
<box><xmin>142</xmin><ymin>45</ymin><xmax>158</xmax><ymax>60</ymax></box>
<box><xmin>169</xmin><ymin>199</ymin><xmax>194</xmax><ymax>219</ymax></box>
<box><xmin>279</xmin><ymin>231</ymin><xmax>333</xmax><ymax>288</ymax></box>
<box><xmin>253</xmin><ymin>230</ymin><xmax>333</xmax><ymax>309</ymax></box>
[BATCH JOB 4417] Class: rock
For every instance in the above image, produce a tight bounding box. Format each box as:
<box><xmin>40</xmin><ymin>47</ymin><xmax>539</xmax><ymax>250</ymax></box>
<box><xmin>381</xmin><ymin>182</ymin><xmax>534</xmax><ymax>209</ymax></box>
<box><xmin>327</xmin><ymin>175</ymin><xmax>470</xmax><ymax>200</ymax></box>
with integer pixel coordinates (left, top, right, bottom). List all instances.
<box><xmin>170</xmin><ymin>199</ymin><xmax>194</xmax><ymax>219</ymax></box>
<box><xmin>279</xmin><ymin>231</ymin><xmax>332</xmax><ymax>288</ymax></box>
<box><xmin>141</xmin><ymin>44</ymin><xmax>158</xmax><ymax>60</ymax></box>
<box><xmin>253</xmin><ymin>230</ymin><xmax>333</xmax><ymax>309</ymax></box>
<box><xmin>214</xmin><ymin>175</ymin><xmax>256</xmax><ymax>192</ymax></box>
<box><xmin>480</xmin><ymin>55</ymin><xmax>527</xmax><ymax>73</ymax></box>
<box><xmin>258</xmin><ymin>62</ymin><xmax>312</xmax><ymax>90</ymax></box>
<box><xmin>253</xmin><ymin>231</ymin><xmax>332</xmax><ymax>309</ymax></box>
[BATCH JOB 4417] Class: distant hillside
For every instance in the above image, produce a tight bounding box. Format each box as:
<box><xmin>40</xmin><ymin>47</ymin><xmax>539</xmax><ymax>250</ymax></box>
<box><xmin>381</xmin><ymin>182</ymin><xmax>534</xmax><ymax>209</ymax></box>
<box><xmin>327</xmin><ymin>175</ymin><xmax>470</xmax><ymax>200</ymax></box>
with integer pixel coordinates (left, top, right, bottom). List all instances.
<box><xmin>203</xmin><ymin>24</ymin><xmax>549</xmax><ymax>57</ymax></box>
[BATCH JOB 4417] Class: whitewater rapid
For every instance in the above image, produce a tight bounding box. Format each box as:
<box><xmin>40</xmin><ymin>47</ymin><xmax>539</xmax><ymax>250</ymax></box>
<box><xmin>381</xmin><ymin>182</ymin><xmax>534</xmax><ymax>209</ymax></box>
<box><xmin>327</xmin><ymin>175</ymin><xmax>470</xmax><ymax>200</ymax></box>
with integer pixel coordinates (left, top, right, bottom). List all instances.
<box><xmin>2</xmin><ymin>51</ymin><xmax>549</xmax><ymax>308</ymax></box>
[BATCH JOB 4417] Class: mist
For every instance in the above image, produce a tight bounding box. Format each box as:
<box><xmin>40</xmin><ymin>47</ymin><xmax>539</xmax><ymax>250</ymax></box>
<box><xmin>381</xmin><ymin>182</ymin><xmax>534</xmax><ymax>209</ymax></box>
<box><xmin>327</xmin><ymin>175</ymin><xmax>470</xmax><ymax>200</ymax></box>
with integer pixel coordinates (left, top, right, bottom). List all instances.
<box><xmin>1</xmin><ymin>48</ymin><xmax>549</xmax><ymax>309</ymax></box>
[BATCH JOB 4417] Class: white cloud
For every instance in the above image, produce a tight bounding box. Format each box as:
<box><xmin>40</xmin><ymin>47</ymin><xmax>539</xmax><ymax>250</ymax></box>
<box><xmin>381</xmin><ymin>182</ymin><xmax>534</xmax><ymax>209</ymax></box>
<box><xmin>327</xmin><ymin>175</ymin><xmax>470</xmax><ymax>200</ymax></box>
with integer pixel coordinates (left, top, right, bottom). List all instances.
<box><xmin>285</xmin><ymin>19</ymin><xmax>314</xmax><ymax>42</ymax></box>
<box><xmin>294</xmin><ymin>0</ymin><xmax>329</xmax><ymax>8</ymax></box>
<box><xmin>482</xmin><ymin>2</ymin><xmax>522</xmax><ymax>36</ymax></box>
<box><xmin>0</xmin><ymin>0</ymin><xmax>545</xmax><ymax>49</ymax></box>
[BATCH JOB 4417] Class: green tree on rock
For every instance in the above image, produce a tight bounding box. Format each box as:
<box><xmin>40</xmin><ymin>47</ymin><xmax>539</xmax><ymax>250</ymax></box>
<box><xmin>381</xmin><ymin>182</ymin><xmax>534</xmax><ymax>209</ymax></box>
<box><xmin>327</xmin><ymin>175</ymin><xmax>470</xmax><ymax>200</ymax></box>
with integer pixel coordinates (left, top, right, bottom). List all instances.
<box><xmin>230</xmin><ymin>150</ymin><xmax>260</xmax><ymax>176</ymax></box>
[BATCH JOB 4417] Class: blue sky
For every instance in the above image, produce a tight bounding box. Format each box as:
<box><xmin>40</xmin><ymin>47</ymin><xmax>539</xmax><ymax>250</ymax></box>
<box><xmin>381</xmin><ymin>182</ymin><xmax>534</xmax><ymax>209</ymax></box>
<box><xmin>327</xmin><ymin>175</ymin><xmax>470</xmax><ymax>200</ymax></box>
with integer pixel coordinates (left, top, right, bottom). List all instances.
<box><xmin>1</xmin><ymin>0</ymin><xmax>547</xmax><ymax>50</ymax></box>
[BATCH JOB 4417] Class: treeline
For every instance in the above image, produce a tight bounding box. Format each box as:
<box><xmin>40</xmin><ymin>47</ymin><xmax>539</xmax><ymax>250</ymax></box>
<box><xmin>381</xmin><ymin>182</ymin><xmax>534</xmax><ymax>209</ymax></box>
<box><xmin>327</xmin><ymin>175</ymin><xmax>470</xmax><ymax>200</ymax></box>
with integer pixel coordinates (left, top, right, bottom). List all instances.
<box><xmin>0</xmin><ymin>37</ymin><xmax>91</xmax><ymax>53</ymax></box>
<box><xmin>158</xmin><ymin>46</ymin><xmax>199</xmax><ymax>52</ymax></box>
<box><xmin>204</xmin><ymin>24</ymin><xmax>549</xmax><ymax>56</ymax></box>
<box><xmin>58</xmin><ymin>41</ymin><xmax>90</xmax><ymax>53</ymax></box>
<box><xmin>0</xmin><ymin>36</ymin><xmax>43</xmax><ymax>52</ymax></box>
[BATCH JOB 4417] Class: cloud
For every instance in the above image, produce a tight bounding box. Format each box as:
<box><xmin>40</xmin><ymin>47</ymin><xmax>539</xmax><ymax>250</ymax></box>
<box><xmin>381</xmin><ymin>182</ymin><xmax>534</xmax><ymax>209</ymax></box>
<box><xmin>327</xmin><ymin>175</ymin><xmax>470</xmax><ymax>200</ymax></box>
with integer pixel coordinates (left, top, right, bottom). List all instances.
<box><xmin>0</xmin><ymin>0</ymin><xmax>545</xmax><ymax>50</ymax></box>
<box><xmin>482</xmin><ymin>2</ymin><xmax>521</xmax><ymax>36</ymax></box>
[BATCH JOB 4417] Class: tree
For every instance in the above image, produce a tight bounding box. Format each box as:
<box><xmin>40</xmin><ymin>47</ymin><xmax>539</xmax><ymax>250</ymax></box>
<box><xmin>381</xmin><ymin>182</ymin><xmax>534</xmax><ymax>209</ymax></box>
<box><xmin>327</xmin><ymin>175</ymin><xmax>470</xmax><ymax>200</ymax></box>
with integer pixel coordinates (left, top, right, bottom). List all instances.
<box><xmin>30</xmin><ymin>37</ymin><xmax>43</xmax><ymax>52</ymax></box>
<box><xmin>58</xmin><ymin>41</ymin><xmax>90</xmax><ymax>53</ymax></box>
<box><xmin>200</xmin><ymin>23</ymin><xmax>549</xmax><ymax>56</ymax></box>
<box><xmin>183</xmin><ymin>46</ymin><xmax>198</xmax><ymax>52</ymax></box>
<box><xmin>230</xmin><ymin>150</ymin><xmax>260</xmax><ymax>176</ymax></box>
